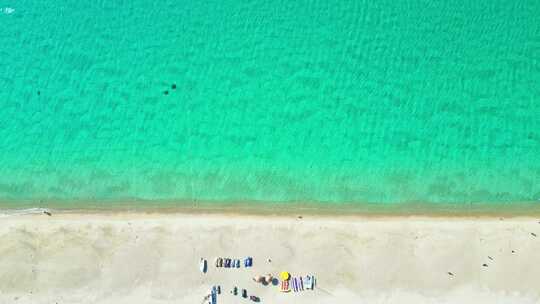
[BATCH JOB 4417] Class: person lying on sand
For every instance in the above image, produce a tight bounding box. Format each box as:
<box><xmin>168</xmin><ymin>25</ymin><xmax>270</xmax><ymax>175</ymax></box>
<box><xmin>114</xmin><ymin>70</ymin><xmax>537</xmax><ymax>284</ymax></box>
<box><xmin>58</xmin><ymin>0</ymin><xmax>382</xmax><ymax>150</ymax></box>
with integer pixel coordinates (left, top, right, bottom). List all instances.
<box><xmin>252</xmin><ymin>274</ymin><xmax>273</xmax><ymax>285</ymax></box>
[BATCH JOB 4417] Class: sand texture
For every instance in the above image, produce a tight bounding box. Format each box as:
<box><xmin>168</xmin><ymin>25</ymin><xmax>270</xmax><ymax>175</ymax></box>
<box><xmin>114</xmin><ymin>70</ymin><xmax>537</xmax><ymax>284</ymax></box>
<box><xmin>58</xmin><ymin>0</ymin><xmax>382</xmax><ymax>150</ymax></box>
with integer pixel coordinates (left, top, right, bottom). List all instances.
<box><xmin>1</xmin><ymin>213</ymin><xmax>540</xmax><ymax>303</ymax></box>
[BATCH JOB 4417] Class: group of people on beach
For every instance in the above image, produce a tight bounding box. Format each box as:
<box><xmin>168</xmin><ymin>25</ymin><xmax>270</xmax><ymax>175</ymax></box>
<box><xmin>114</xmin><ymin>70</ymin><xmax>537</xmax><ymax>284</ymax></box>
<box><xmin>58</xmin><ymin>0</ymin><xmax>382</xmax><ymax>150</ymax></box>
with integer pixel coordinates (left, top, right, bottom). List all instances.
<box><xmin>200</xmin><ymin>256</ymin><xmax>316</xmax><ymax>303</ymax></box>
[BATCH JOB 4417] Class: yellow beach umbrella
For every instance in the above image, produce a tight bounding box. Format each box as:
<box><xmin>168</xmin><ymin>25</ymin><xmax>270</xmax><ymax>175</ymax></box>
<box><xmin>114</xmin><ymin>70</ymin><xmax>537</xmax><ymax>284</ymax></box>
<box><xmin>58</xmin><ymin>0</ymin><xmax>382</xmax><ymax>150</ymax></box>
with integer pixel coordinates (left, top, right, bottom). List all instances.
<box><xmin>280</xmin><ymin>271</ymin><xmax>290</xmax><ymax>281</ymax></box>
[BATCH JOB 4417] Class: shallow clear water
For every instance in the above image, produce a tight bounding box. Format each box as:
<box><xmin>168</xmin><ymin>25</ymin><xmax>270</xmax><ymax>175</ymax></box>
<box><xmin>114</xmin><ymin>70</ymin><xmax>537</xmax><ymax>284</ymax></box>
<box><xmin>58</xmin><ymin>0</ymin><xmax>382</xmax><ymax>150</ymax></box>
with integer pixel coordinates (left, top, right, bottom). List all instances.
<box><xmin>1</xmin><ymin>0</ymin><xmax>539</xmax><ymax>207</ymax></box>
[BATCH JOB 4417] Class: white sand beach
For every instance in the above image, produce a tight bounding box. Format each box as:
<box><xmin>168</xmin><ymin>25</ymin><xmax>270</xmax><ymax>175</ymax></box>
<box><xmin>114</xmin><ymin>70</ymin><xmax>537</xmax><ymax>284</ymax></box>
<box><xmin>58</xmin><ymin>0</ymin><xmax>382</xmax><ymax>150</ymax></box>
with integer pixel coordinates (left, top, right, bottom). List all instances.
<box><xmin>1</xmin><ymin>212</ymin><xmax>540</xmax><ymax>303</ymax></box>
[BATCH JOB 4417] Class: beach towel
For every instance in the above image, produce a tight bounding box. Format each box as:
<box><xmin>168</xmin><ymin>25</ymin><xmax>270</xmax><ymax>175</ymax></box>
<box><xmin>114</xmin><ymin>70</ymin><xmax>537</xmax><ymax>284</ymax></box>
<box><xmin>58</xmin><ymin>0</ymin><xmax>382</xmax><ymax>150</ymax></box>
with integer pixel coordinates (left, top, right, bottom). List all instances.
<box><xmin>280</xmin><ymin>280</ymin><xmax>290</xmax><ymax>292</ymax></box>
<box><xmin>199</xmin><ymin>258</ymin><xmax>207</xmax><ymax>273</ymax></box>
<box><xmin>299</xmin><ymin>276</ymin><xmax>304</xmax><ymax>291</ymax></box>
<box><xmin>293</xmin><ymin>277</ymin><xmax>301</xmax><ymax>292</ymax></box>
<box><xmin>211</xmin><ymin>288</ymin><xmax>217</xmax><ymax>304</ymax></box>
<box><xmin>304</xmin><ymin>275</ymin><xmax>312</xmax><ymax>290</ymax></box>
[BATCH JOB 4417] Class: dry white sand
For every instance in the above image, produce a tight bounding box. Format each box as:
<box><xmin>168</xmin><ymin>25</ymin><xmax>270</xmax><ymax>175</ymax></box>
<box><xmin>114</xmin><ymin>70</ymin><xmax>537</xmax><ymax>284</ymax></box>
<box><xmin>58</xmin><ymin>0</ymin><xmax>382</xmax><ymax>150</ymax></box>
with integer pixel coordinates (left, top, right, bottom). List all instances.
<box><xmin>1</xmin><ymin>212</ymin><xmax>539</xmax><ymax>303</ymax></box>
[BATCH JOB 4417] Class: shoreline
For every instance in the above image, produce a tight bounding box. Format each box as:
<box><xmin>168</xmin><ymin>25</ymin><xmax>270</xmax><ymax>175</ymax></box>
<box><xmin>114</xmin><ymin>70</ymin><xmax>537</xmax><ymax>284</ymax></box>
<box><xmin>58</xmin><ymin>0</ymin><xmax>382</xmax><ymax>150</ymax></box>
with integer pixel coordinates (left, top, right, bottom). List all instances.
<box><xmin>2</xmin><ymin>210</ymin><xmax>540</xmax><ymax>224</ymax></box>
<box><xmin>2</xmin><ymin>199</ymin><xmax>540</xmax><ymax>218</ymax></box>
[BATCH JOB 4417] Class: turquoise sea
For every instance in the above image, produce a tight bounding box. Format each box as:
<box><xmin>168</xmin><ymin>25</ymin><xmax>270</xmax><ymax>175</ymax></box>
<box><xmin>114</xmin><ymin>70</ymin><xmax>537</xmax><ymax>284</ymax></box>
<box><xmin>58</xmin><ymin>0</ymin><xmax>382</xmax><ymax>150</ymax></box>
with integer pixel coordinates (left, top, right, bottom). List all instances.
<box><xmin>1</xmin><ymin>0</ymin><xmax>539</xmax><ymax>209</ymax></box>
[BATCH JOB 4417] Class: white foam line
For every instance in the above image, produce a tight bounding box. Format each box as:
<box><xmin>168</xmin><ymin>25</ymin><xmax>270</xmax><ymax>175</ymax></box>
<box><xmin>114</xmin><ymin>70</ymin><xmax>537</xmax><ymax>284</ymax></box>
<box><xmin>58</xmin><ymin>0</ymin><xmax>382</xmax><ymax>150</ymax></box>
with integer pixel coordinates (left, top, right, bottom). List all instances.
<box><xmin>0</xmin><ymin>208</ymin><xmax>51</xmax><ymax>218</ymax></box>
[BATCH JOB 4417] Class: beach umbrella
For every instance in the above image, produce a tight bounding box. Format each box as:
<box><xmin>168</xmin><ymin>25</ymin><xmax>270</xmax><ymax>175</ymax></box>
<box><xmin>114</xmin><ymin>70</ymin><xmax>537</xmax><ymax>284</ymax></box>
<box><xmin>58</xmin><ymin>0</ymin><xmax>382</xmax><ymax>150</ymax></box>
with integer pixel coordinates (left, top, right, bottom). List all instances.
<box><xmin>280</xmin><ymin>271</ymin><xmax>290</xmax><ymax>281</ymax></box>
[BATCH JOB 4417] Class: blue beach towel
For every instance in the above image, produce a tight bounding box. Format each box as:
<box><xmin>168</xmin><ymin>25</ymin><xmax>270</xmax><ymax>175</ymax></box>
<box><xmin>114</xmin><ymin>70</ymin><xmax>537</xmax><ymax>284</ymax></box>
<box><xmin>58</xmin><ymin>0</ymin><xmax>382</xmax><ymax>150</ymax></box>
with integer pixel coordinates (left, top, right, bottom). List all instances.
<box><xmin>305</xmin><ymin>275</ymin><xmax>312</xmax><ymax>290</ymax></box>
<box><xmin>292</xmin><ymin>277</ymin><xmax>298</xmax><ymax>292</ymax></box>
<box><xmin>211</xmin><ymin>287</ymin><xmax>217</xmax><ymax>304</ymax></box>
